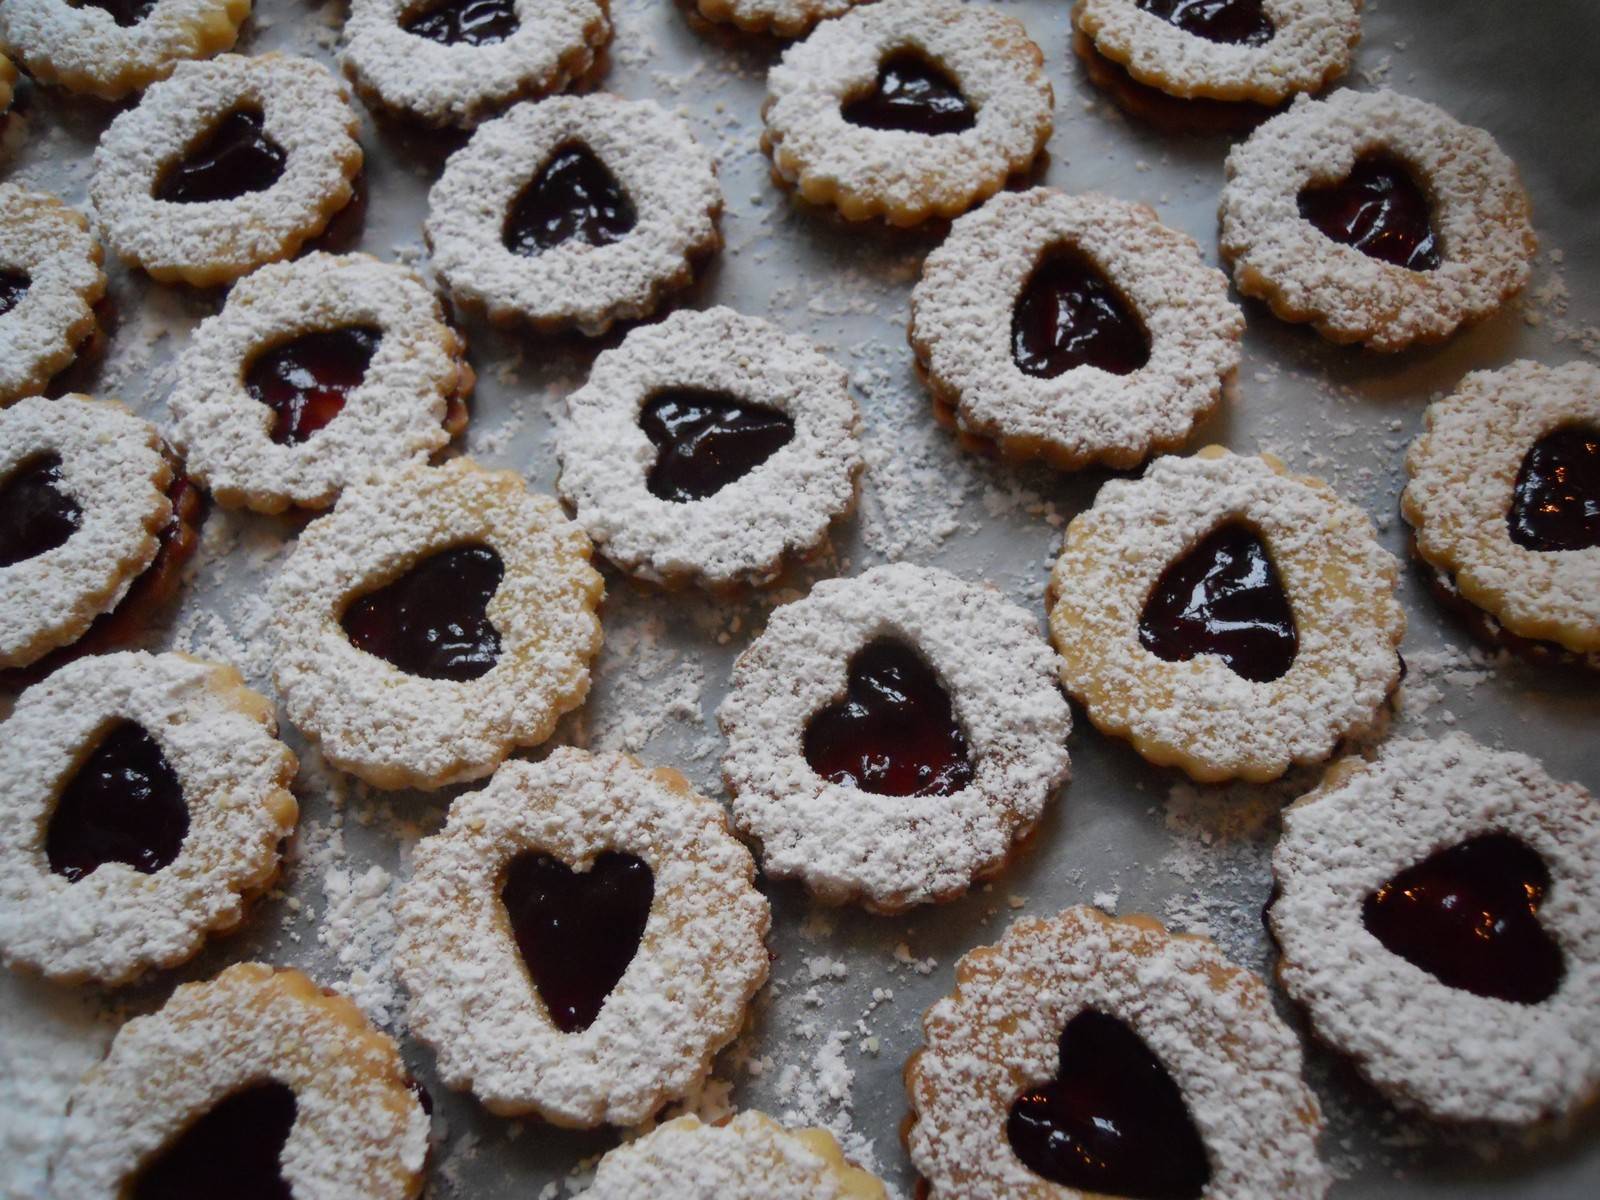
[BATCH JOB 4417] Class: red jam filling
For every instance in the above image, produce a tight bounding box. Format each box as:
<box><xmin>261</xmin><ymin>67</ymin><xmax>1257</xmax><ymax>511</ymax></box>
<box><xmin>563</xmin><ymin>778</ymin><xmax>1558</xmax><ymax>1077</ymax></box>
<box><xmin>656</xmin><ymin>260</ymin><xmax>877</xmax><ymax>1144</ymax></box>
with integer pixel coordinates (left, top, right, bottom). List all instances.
<box><xmin>639</xmin><ymin>389</ymin><xmax>795</xmax><ymax>503</ymax></box>
<box><xmin>503</xmin><ymin>143</ymin><xmax>636</xmax><ymax>256</ymax></box>
<box><xmin>842</xmin><ymin>51</ymin><xmax>976</xmax><ymax>136</ymax></box>
<box><xmin>1297</xmin><ymin>153</ymin><xmax>1441</xmax><ymax>272</ymax></box>
<box><xmin>1007</xmin><ymin>1009</ymin><xmax>1210</xmax><ymax>1199</ymax></box>
<box><xmin>402</xmin><ymin>0</ymin><xmax>519</xmax><ymax>46</ymax></box>
<box><xmin>131</xmin><ymin>1081</ymin><xmax>296</xmax><ymax>1200</ymax></box>
<box><xmin>1012</xmin><ymin>245</ymin><xmax>1151</xmax><ymax>378</ymax></box>
<box><xmin>1508</xmin><ymin>425</ymin><xmax>1600</xmax><ymax>553</ymax></box>
<box><xmin>341</xmin><ymin>543</ymin><xmax>504</xmax><ymax>681</ymax></box>
<box><xmin>1136</xmin><ymin>0</ymin><xmax>1275</xmax><ymax>47</ymax></box>
<box><xmin>500</xmin><ymin>851</ymin><xmax>655</xmax><ymax>1033</ymax></box>
<box><xmin>0</xmin><ymin>268</ymin><xmax>30</xmax><ymax>318</ymax></box>
<box><xmin>46</xmin><ymin>720</ymin><xmax>189</xmax><ymax>883</ymax></box>
<box><xmin>155</xmin><ymin>108</ymin><xmax>287</xmax><ymax>206</ymax></box>
<box><xmin>0</xmin><ymin>452</ymin><xmax>82</xmax><ymax>568</ymax></box>
<box><xmin>243</xmin><ymin>325</ymin><xmax>382</xmax><ymax>445</ymax></box>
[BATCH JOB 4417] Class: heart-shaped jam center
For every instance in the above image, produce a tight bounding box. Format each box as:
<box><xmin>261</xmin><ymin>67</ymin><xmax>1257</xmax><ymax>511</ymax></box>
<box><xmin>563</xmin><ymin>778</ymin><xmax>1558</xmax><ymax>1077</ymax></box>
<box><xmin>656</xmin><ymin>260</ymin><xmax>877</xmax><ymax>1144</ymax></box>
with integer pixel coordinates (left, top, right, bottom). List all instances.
<box><xmin>131</xmin><ymin>1081</ymin><xmax>297</xmax><ymax>1200</ymax></box>
<box><xmin>1012</xmin><ymin>245</ymin><xmax>1151</xmax><ymax>379</ymax></box>
<box><xmin>1138</xmin><ymin>521</ymin><xmax>1298</xmax><ymax>683</ymax></box>
<box><xmin>1507</xmin><ymin>425</ymin><xmax>1600</xmax><ymax>553</ymax></box>
<box><xmin>842</xmin><ymin>51</ymin><xmax>976</xmax><ymax>136</ymax></box>
<box><xmin>803</xmin><ymin>637</ymin><xmax>975</xmax><ymax>798</ymax></box>
<box><xmin>46</xmin><ymin>720</ymin><xmax>190</xmax><ymax>883</ymax></box>
<box><xmin>639</xmin><ymin>389</ymin><xmax>796</xmax><ymax>503</ymax></box>
<box><xmin>0</xmin><ymin>268</ymin><xmax>30</xmax><ymax>318</ymax></box>
<box><xmin>1297</xmin><ymin>153</ymin><xmax>1441</xmax><ymax>272</ymax></box>
<box><xmin>76</xmin><ymin>0</ymin><xmax>159</xmax><ymax>26</ymax></box>
<box><xmin>1137</xmin><ymin>0</ymin><xmax>1275</xmax><ymax>47</ymax></box>
<box><xmin>402</xmin><ymin>0</ymin><xmax>519</xmax><ymax>45</ymax></box>
<box><xmin>1363</xmin><ymin>832</ymin><xmax>1564</xmax><ymax>1005</ymax></box>
<box><xmin>504</xmin><ymin>143</ymin><xmax>637</xmax><ymax>257</ymax></box>
<box><xmin>1007</xmin><ymin>1009</ymin><xmax>1210</xmax><ymax>1199</ymax></box>
<box><xmin>155</xmin><ymin>108</ymin><xmax>287</xmax><ymax>206</ymax></box>
<box><xmin>243</xmin><ymin>325</ymin><xmax>383</xmax><ymax>445</ymax></box>
<box><xmin>0</xmin><ymin>452</ymin><xmax>82</xmax><ymax>568</ymax></box>
<box><xmin>500</xmin><ymin>850</ymin><xmax>655</xmax><ymax>1033</ymax></box>
<box><xmin>340</xmin><ymin>544</ymin><xmax>504</xmax><ymax>681</ymax></box>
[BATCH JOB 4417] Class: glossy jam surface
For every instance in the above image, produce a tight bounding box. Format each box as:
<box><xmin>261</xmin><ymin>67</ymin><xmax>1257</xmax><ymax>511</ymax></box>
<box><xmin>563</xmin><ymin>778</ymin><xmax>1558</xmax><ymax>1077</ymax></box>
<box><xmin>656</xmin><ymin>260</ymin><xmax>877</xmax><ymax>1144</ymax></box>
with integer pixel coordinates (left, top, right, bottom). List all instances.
<box><xmin>131</xmin><ymin>1081</ymin><xmax>296</xmax><ymax>1200</ymax></box>
<box><xmin>1297</xmin><ymin>154</ymin><xmax>1441</xmax><ymax>271</ymax></box>
<box><xmin>1138</xmin><ymin>521</ymin><xmax>1298</xmax><ymax>683</ymax></box>
<box><xmin>155</xmin><ymin>109</ymin><xmax>287</xmax><ymax>205</ymax></box>
<box><xmin>639</xmin><ymin>389</ymin><xmax>796</xmax><ymax>503</ymax></box>
<box><xmin>46</xmin><ymin>721</ymin><xmax>189</xmax><ymax>883</ymax></box>
<box><xmin>1508</xmin><ymin>425</ymin><xmax>1600</xmax><ymax>553</ymax></box>
<box><xmin>1363</xmin><ymin>832</ymin><xmax>1564</xmax><ymax>1005</ymax></box>
<box><xmin>243</xmin><ymin>325</ymin><xmax>382</xmax><ymax>445</ymax></box>
<box><xmin>1007</xmin><ymin>1009</ymin><xmax>1210</xmax><ymax>1199</ymax></box>
<box><xmin>842</xmin><ymin>51</ymin><xmax>976</xmax><ymax>136</ymax></box>
<box><xmin>803</xmin><ymin>637</ymin><xmax>975</xmax><ymax>798</ymax></box>
<box><xmin>1137</xmin><ymin>0</ymin><xmax>1275</xmax><ymax>47</ymax></box>
<box><xmin>0</xmin><ymin>269</ymin><xmax>30</xmax><ymax>318</ymax></box>
<box><xmin>504</xmin><ymin>143</ymin><xmax>636</xmax><ymax>256</ymax></box>
<box><xmin>76</xmin><ymin>0</ymin><xmax>159</xmax><ymax>25</ymax></box>
<box><xmin>0</xmin><ymin>453</ymin><xmax>82</xmax><ymax>568</ymax></box>
<box><xmin>500</xmin><ymin>851</ymin><xmax>655</xmax><ymax>1033</ymax></box>
<box><xmin>341</xmin><ymin>544</ymin><xmax>504</xmax><ymax>681</ymax></box>
<box><xmin>1012</xmin><ymin>246</ymin><xmax>1151</xmax><ymax>378</ymax></box>
<box><xmin>402</xmin><ymin>0</ymin><xmax>519</xmax><ymax>45</ymax></box>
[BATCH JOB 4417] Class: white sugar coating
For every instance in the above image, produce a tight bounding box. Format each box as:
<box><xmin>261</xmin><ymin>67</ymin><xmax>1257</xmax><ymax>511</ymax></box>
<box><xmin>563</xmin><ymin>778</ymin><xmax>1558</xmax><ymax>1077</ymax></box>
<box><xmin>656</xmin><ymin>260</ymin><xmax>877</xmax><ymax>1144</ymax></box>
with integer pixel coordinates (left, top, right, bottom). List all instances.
<box><xmin>0</xmin><ymin>651</ymin><xmax>298</xmax><ymax>984</ymax></box>
<box><xmin>694</xmin><ymin>0</ymin><xmax>862</xmax><ymax>38</ymax></box>
<box><xmin>51</xmin><ymin>962</ymin><xmax>430</xmax><ymax>1199</ymax></box>
<box><xmin>1048</xmin><ymin>447</ymin><xmax>1404</xmax><ymax>783</ymax></box>
<box><xmin>1271</xmin><ymin>734</ymin><xmax>1600</xmax><ymax>1125</ymax></box>
<box><xmin>1075</xmin><ymin>0</ymin><xmax>1361</xmax><ymax>104</ymax></box>
<box><xmin>0</xmin><ymin>0</ymin><xmax>248</xmax><ymax>101</ymax></box>
<box><xmin>89</xmin><ymin>53</ymin><xmax>362</xmax><ymax>286</ymax></box>
<box><xmin>168</xmin><ymin>252</ymin><xmax>470</xmax><ymax>514</ymax></box>
<box><xmin>1220</xmin><ymin>89</ymin><xmax>1536</xmax><ymax>352</ymax></box>
<box><xmin>341</xmin><ymin>0</ymin><xmax>610</xmax><ymax>128</ymax></box>
<box><xmin>911</xmin><ymin>188</ymin><xmax>1243</xmax><ymax>470</ymax></box>
<box><xmin>557</xmin><ymin>306</ymin><xmax>862</xmax><ymax>589</ymax></box>
<box><xmin>589</xmin><ymin>1112</ymin><xmax>887</xmax><ymax>1198</ymax></box>
<box><xmin>393</xmin><ymin>748</ymin><xmax>771</xmax><ymax>1126</ymax></box>
<box><xmin>426</xmin><ymin>94</ymin><xmax>722</xmax><ymax>336</ymax></box>
<box><xmin>719</xmin><ymin>562</ymin><xmax>1072</xmax><ymax>912</ymax></box>
<box><xmin>905</xmin><ymin>907</ymin><xmax>1330</xmax><ymax>1198</ymax></box>
<box><xmin>271</xmin><ymin>457</ymin><xmax>604</xmax><ymax>790</ymax></box>
<box><xmin>0</xmin><ymin>185</ymin><xmax>105</xmax><ymax>405</ymax></box>
<box><xmin>0</xmin><ymin>395</ymin><xmax>171</xmax><ymax>670</ymax></box>
<box><xmin>1403</xmin><ymin>359</ymin><xmax>1600</xmax><ymax>654</ymax></box>
<box><xmin>762</xmin><ymin>0</ymin><xmax>1055</xmax><ymax>226</ymax></box>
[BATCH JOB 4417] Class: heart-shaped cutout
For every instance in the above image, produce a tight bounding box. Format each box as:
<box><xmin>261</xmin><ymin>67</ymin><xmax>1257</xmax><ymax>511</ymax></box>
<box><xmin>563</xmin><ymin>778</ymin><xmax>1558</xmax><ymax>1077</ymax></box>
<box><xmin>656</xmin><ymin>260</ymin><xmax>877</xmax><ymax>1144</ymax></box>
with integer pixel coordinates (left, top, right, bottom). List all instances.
<box><xmin>1297</xmin><ymin>153</ymin><xmax>1441</xmax><ymax>272</ymax></box>
<box><xmin>1137</xmin><ymin>0</ymin><xmax>1275</xmax><ymax>47</ymax></box>
<box><xmin>639</xmin><ymin>388</ymin><xmax>796</xmax><ymax>503</ymax></box>
<box><xmin>504</xmin><ymin>143</ymin><xmax>637</xmax><ymax>257</ymax></box>
<box><xmin>1138</xmin><ymin>521</ymin><xmax>1298</xmax><ymax>683</ymax></box>
<box><xmin>1508</xmin><ymin>424</ymin><xmax>1600</xmax><ymax>553</ymax></box>
<box><xmin>1007</xmin><ymin>1009</ymin><xmax>1210</xmax><ymax>1199</ymax></box>
<box><xmin>803</xmin><ymin>636</ymin><xmax>975</xmax><ymax>798</ymax></box>
<box><xmin>79</xmin><ymin>0</ymin><xmax>158</xmax><ymax>26</ymax></box>
<box><xmin>842</xmin><ymin>51</ymin><xmax>976</xmax><ymax>136</ymax></box>
<box><xmin>131</xmin><ymin>1081</ymin><xmax>297</xmax><ymax>1200</ymax></box>
<box><xmin>244</xmin><ymin>325</ymin><xmax>383</xmax><ymax>445</ymax></box>
<box><xmin>403</xmin><ymin>0</ymin><xmax>519</xmax><ymax>46</ymax></box>
<box><xmin>0</xmin><ymin>452</ymin><xmax>82</xmax><ymax>568</ymax></box>
<box><xmin>46</xmin><ymin>720</ymin><xmax>189</xmax><ymax>883</ymax></box>
<box><xmin>341</xmin><ymin>543</ymin><xmax>504</xmax><ymax>682</ymax></box>
<box><xmin>155</xmin><ymin>108</ymin><xmax>287</xmax><ymax>206</ymax></box>
<box><xmin>500</xmin><ymin>850</ymin><xmax>655</xmax><ymax>1033</ymax></box>
<box><xmin>1012</xmin><ymin>245</ymin><xmax>1151</xmax><ymax>379</ymax></box>
<box><xmin>0</xmin><ymin>268</ymin><xmax>30</xmax><ymax>318</ymax></box>
<box><xmin>1363</xmin><ymin>832</ymin><xmax>1564</xmax><ymax>1004</ymax></box>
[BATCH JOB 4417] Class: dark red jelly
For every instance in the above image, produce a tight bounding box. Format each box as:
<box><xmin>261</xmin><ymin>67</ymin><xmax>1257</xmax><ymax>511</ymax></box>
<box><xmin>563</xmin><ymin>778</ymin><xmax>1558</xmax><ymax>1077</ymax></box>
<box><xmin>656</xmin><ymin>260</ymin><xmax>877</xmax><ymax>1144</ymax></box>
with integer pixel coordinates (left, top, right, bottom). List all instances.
<box><xmin>402</xmin><ymin>0</ymin><xmax>519</xmax><ymax>45</ymax></box>
<box><xmin>0</xmin><ymin>268</ymin><xmax>30</xmax><ymax>318</ymax></box>
<box><xmin>500</xmin><ymin>851</ymin><xmax>655</xmax><ymax>1033</ymax></box>
<box><xmin>1007</xmin><ymin>1009</ymin><xmax>1210</xmax><ymax>1199</ymax></box>
<box><xmin>340</xmin><ymin>544</ymin><xmax>504</xmax><ymax>681</ymax></box>
<box><xmin>1508</xmin><ymin>425</ymin><xmax>1600</xmax><ymax>553</ymax></box>
<box><xmin>0</xmin><ymin>452</ymin><xmax>82</xmax><ymax>568</ymax></box>
<box><xmin>1012</xmin><ymin>246</ymin><xmax>1151</xmax><ymax>378</ymax></box>
<box><xmin>1363</xmin><ymin>832</ymin><xmax>1564</xmax><ymax>1005</ymax></box>
<box><xmin>46</xmin><ymin>720</ymin><xmax>189</xmax><ymax>883</ymax></box>
<box><xmin>639</xmin><ymin>389</ymin><xmax>795</xmax><ymax>503</ymax></box>
<box><xmin>154</xmin><ymin>108</ymin><xmax>287</xmax><ymax>205</ymax></box>
<box><xmin>131</xmin><ymin>1081</ymin><xmax>296</xmax><ymax>1200</ymax></box>
<box><xmin>1297</xmin><ymin>153</ymin><xmax>1441</xmax><ymax>272</ymax></box>
<box><xmin>243</xmin><ymin>325</ymin><xmax>383</xmax><ymax>445</ymax></box>
<box><xmin>1138</xmin><ymin>521</ymin><xmax>1297</xmax><ymax>683</ymax></box>
<box><xmin>1136</xmin><ymin>0</ymin><xmax>1275</xmax><ymax>47</ymax></box>
<box><xmin>78</xmin><ymin>0</ymin><xmax>159</xmax><ymax>26</ymax></box>
<box><xmin>504</xmin><ymin>143</ymin><xmax>636</xmax><ymax>256</ymax></box>
<box><xmin>803</xmin><ymin>637</ymin><xmax>975</xmax><ymax>798</ymax></box>
<box><xmin>842</xmin><ymin>51</ymin><xmax>976</xmax><ymax>136</ymax></box>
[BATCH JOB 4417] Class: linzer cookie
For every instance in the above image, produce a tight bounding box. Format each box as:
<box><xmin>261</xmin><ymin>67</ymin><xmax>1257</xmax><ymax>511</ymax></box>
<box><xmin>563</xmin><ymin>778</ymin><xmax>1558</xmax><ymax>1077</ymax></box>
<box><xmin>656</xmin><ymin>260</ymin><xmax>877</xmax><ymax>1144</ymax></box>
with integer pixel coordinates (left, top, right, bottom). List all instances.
<box><xmin>0</xmin><ymin>185</ymin><xmax>106</xmax><ymax>406</ymax></box>
<box><xmin>1048</xmin><ymin>446</ymin><xmax>1404</xmax><ymax>782</ymax></box>
<box><xmin>761</xmin><ymin>0</ymin><xmax>1053</xmax><ymax>226</ymax></box>
<box><xmin>910</xmin><ymin>188</ymin><xmax>1242</xmax><ymax>469</ymax></box>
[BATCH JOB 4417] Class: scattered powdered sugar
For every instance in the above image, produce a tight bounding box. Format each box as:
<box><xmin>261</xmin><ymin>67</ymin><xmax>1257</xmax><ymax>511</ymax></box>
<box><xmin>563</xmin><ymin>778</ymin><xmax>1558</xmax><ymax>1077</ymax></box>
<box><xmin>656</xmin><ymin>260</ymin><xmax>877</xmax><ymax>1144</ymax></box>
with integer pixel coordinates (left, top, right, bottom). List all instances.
<box><xmin>317</xmin><ymin>861</ymin><xmax>400</xmax><ymax>1029</ymax></box>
